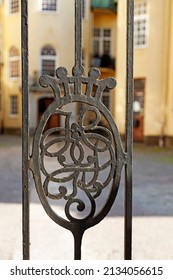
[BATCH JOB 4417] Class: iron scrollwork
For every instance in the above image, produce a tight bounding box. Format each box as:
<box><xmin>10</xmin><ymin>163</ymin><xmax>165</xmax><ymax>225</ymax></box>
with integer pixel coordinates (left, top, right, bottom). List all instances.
<box><xmin>30</xmin><ymin>66</ymin><xmax>125</xmax><ymax>258</ymax></box>
<box><xmin>29</xmin><ymin>0</ymin><xmax>126</xmax><ymax>259</ymax></box>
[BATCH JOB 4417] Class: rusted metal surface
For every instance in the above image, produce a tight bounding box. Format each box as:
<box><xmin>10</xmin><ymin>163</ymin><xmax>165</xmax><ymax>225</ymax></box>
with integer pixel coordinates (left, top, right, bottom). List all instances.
<box><xmin>21</xmin><ymin>0</ymin><xmax>30</xmax><ymax>260</ymax></box>
<box><xmin>124</xmin><ymin>0</ymin><xmax>134</xmax><ymax>260</ymax></box>
<box><xmin>22</xmin><ymin>0</ymin><xmax>134</xmax><ymax>260</ymax></box>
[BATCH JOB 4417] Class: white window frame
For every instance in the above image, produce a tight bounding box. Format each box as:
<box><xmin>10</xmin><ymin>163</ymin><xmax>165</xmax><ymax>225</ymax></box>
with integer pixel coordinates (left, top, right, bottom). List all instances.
<box><xmin>9</xmin><ymin>0</ymin><xmax>19</xmax><ymax>14</ymax></box>
<box><xmin>39</xmin><ymin>0</ymin><xmax>58</xmax><ymax>13</ymax></box>
<box><xmin>9</xmin><ymin>47</ymin><xmax>20</xmax><ymax>80</ymax></box>
<box><xmin>40</xmin><ymin>46</ymin><xmax>57</xmax><ymax>76</ymax></box>
<box><xmin>9</xmin><ymin>95</ymin><xmax>18</xmax><ymax>117</ymax></box>
<box><xmin>93</xmin><ymin>28</ymin><xmax>112</xmax><ymax>57</ymax></box>
<box><xmin>134</xmin><ymin>0</ymin><xmax>149</xmax><ymax>48</ymax></box>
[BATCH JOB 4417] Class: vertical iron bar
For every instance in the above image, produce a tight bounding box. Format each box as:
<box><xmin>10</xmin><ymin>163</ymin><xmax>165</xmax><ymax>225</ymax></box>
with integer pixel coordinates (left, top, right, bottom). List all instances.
<box><xmin>124</xmin><ymin>0</ymin><xmax>134</xmax><ymax>260</ymax></box>
<box><xmin>75</xmin><ymin>0</ymin><xmax>82</xmax><ymax>69</ymax></box>
<box><xmin>73</xmin><ymin>230</ymin><xmax>83</xmax><ymax>260</ymax></box>
<box><xmin>21</xmin><ymin>0</ymin><xmax>30</xmax><ymax>260</ymax></box>
<box><xmin>73</xmin><ymin>0</ymin><xmax>83</xmax><ymax>259</ymax></box>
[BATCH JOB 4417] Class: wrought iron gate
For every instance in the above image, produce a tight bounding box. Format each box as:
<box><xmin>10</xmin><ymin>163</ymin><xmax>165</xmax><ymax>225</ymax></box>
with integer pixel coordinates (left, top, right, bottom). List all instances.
<box><xmin>21</xmin><ymin>0</ymin><xmax>134</xmax><ymax>260</ymax></box>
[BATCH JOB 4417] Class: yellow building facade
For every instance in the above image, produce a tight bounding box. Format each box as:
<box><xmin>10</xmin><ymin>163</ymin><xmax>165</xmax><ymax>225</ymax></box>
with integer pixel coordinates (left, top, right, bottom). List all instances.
<box><xmin>0</xmin><ymin>0</ymin><xmax>21</xmax><ymax>133</ymax></box>
<box><xmin>28</xmin><ymin>0</ymin><xmax>75</xmax><ymax>131</ymax></box>
<box><xmin>0</xmin><ymin>0</ymin><xmax>80</xmax><ymax>133</ymax></box>
<box><xmin>0</xmin><ymin>0</ymin><xmax>173</xmax><ymax>146</ymax></box>
<box><xmin>0</xmin><ymin>0</ymin><xmax>116</xmax><ymax>133</ymax></box>
<box><xmin>116</xmin><ymin>0</ymin><xmax>173</xmax><ymax>146</ymax></box>
<box><xmin>0</xmin><ymin>2</ymin><xmax>3</xmax><ymax>132</ymax></box>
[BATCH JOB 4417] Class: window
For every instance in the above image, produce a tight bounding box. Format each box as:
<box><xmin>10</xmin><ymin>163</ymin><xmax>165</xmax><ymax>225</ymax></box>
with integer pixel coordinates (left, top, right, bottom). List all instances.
<box><xmin>9</xmin><ymin>95</ymin><xmax>18</xmax><ymax>116</ymax></box>
<box><xmin>133</xmin><ymin>78</ymin><xmax>145</xmax><ymax>141</ymax></box>
<box><xmin>134</xmin><ymin>0</ymin><xmax>148</xmax><ymax>47</ymax></box>
<box><xmin>10</xmin><ymin>0</ymin><xmax>19</xmax><ymax>14</ymax></box>
<box><xmin>102</xmin><ymin>90</ymin><xmax>110</xmax><ymax>110</ymax></box>
<box><xmin>133</xmin><ymin>79</ymin><xmax>145</xmax><ymax>113</ymax></box>
<box><xmin>93</xmin><ymin>28</ymin><xmax>112</xmax><ymax>57</ymax></box>
<box><xmin>41</xmin><ymin>46</ymin><xmax>56</xmax><ymax>76</ymax></box>
<box><xmin>92</xmin><ymin>28</ymin><xmax>114</xmax><ymax>68</ymax></box>
<box><xmin>9</xmin><ymin>47</ymin><xmax>19</xmax><ymax>78</ymax></box>
<box><xmin>41</xmin><ymin>0</ymin><xmax>57</xmax><ymax>12</ymax></box>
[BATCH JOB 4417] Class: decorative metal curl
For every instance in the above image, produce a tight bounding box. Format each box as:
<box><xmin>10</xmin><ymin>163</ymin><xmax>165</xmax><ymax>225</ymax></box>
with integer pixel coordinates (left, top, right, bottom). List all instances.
<box><xmin>39</xmin><ymin>105</ymin><xmax>117</xmax><ymax>223</ymax></box>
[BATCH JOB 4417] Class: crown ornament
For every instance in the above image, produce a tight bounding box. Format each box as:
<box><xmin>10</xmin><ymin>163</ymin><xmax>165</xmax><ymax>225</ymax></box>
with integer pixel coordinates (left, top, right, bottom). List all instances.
<box><xmin>39</xmin><ymin>66</ymin><xmax>116</xmax><ymax>105</ymax></box>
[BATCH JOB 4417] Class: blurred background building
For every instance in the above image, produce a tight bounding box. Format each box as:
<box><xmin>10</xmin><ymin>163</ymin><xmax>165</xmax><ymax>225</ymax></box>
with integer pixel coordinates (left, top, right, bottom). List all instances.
<box><xmin>0</xmin><ymin>0</ymin><xmax>172</xmax><ymax>146</ymax></box>
<box><xmin>116</xmin><ymin>0</ymin><xmax>173</xmax><ymax>147</ymax></box>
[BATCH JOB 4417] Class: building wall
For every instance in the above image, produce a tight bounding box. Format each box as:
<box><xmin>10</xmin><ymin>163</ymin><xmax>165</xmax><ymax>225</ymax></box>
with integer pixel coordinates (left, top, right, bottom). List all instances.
<box><xmin>1</xmin><ymin>0</ymin><xmax>173</xmax><ymax>145</ymax></box>
<box><xmin>29</xmin><ymin>0</ymin><xmax>75</xmax><ymax>77</ymax></box>
<box><xmin>28</xmin><ymin>1</ymin><xmax>76</xmax><ymax>130</ymax></box>
<box><xmin>1</xmin><ymin>0</ymin><xmax>81</xmax><ymax>132</ymax></box>
<box><xmin>91</xmin><ymin>8</ymin><xmax>117</xmax><ymax>120</ymax></box>
<box><xmin>114</xmin><ymin>0</ymin><xmax>126</xmax><ymax>135</ymax></box>
<box><xmin>115</xmin><ymin>0</ymin><xmax>173</xmax><ymax>145</ymax></box>
<box><xmin>165</xmin><ymin>0</ymin><xmax>173</xmax><ymax>145</ymax></box>
<box><xmin>0</xmin><ymin>0</ymin><xmax>93</xmax><ymax>133</ymax></box>
<box><xmin>0</xmin><ymin>3</ymin><xmax>3</xmax><ymax>132</ymax></box>
<box><xmin>82</xmin><ymin>0</ymin><xmax>92</xmax><ymax>72</ymax></box>
<box><xmin>2</xmin><ymin>1</ymin><xmax>21</xmax><ymax>132</ymax></box>
<box><xmin>28</xmin><ymin>0</ymin><xmax>92</xmax><ymax>130</ymax></box>
<box><xmin>142</xmin><ymin>0</ymin><xmax>168</xmax><ymax>139</ymax></box>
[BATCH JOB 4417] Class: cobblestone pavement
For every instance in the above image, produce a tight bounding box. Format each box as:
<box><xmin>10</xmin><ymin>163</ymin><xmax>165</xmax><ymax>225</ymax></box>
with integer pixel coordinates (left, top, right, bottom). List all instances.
<box><xmin>0</xmin><ymin>135</ymin><xmax>173</xmax><ymax>259</ymax></box>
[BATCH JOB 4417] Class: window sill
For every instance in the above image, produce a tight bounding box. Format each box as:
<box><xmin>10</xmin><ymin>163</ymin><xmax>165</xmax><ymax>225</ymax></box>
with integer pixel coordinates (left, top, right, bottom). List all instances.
<box><xmin>9</xmin><ymin>77</ymin><xmax>20</xmax><ymax>81</ymax></box>
<box><xmin>9</xmin><ymin>114</ymin><xmax>19</xmax><ymax>118</ymax></box>
<box><xmin>39</xmin><ymin>10</ymin><xmax>58</xmax><ymax>15</ymax></box>
<box><xmin>134</xmin><ymin>45</ymin><xmax>148</xmax><ymax>49</ymax></box>
<box><xmin>9</xmin><ymin>12</ymin><xmax>19</xmax><ymax>16</ymax></box>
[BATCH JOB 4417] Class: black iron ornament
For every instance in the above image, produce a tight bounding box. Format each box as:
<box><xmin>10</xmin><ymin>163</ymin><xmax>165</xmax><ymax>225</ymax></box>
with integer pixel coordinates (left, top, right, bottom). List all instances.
<box><xmin>30</xmin><ymin>68</ymin><xmax>125</xmax><ymax>259</ymax></box>
<box><xmin>22</xmin><ymin>0</ymin><xmax>133</xmax><ymax>260</ymax></box>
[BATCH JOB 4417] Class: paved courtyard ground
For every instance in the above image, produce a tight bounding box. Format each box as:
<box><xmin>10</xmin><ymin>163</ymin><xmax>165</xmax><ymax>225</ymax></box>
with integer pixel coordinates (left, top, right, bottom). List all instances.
<box><xmin>0</xmin><ymin>134</ymin><xmax>173</xmax><ymax>260</ymax></box>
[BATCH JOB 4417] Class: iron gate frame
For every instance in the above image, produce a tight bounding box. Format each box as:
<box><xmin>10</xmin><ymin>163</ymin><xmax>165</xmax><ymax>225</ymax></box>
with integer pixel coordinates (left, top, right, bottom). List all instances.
<box><xmin>21</xmin><ymin>0</ymin><xmax>134</xmax><ymax>260</ymax></box>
